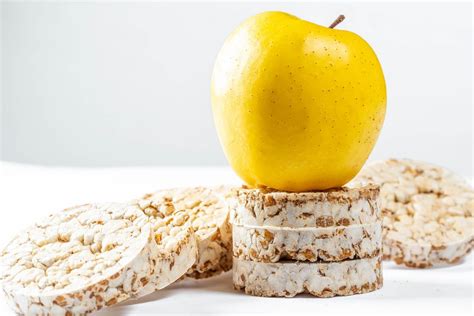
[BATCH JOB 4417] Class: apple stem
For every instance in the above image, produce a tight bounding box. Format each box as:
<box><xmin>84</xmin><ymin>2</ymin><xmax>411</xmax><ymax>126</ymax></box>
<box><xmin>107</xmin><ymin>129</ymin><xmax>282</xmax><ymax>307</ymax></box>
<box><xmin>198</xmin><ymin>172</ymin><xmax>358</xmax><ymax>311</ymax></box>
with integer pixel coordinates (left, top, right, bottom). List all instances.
<box><xmin>329</xmin><ymin>15</ymin><xmax>345</xmax><ymax>28</ymax></box>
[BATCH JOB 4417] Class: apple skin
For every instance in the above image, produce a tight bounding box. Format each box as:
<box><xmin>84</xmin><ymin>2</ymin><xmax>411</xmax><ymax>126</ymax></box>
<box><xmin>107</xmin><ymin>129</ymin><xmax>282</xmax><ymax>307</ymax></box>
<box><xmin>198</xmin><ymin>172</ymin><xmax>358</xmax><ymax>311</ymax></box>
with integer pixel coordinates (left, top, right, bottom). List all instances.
<box><xmin>211</xmin><ymin>11</ymin><xmax>386</xmax><ymax>191</ymax></box>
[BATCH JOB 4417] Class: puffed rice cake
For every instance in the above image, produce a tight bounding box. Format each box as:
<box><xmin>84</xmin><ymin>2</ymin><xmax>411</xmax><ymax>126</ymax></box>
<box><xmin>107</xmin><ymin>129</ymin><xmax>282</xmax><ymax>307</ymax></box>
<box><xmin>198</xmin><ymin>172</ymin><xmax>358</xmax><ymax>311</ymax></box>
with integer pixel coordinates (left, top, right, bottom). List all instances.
<box><xmin>233</xmin><ymin>255</ymin><xmax>383</xmax><ymax>297</ymax></box>
<box><xmin>139</xmin><ymin>186</ymin><xmax>233</xmax><ymax>279</ymax></box>
<box><xmin>0</xmin><ymin>202</ymin><xmax>197</xmax><ymax>315</ymax></box>
<box><xmin>233</xmin><ymin>222</ymin><xmax>381</xmax><ymax>262</ymax></box>
<box><xmin>350</xmin><ymin>159</ymin><xmax>474</xmax><ymax>268</ymax></box>
<box><xmin>230</xmin><ymin>185</ymin><xmax>380</xmax><ymax>228</ymax></box>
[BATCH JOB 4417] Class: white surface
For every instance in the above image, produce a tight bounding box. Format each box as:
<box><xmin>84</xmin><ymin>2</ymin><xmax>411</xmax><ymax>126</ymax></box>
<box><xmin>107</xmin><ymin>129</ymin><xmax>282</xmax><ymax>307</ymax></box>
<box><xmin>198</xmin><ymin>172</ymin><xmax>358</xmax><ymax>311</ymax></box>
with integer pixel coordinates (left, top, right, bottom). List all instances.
<box><xmin>1</xmin><ymin>2</ymin><xmax>473</xmax><ymax>177</ymax></box>
<box><xmin>0</xmin><ymin>162</ymin><xmax>472</xmax><ymax>316</ymax></box>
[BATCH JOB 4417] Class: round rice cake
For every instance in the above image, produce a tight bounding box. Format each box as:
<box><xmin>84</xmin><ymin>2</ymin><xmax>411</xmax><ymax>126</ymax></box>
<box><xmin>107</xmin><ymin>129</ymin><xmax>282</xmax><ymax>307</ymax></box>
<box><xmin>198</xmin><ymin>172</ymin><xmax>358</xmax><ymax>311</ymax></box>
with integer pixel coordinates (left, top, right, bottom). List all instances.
<box><xmin>139</xmin><ymin>186</ymin><xmax>232</xmax><ymax>279</ymax></box>
<box><xmin>351</xmin><ymin>159</ymin><xmax>474</xmax><ymax>268</ymax></box>
<box><xmin>233</xmin><ymin>256</ymin><xmax>383</xmax><ymax>297</ymax></box>
<box><xmin>230</xmin><ymin>185</ymin><xmax>380</xmax><ymax>228</ymax></box>
<box><xmin>0</xmin><ymin>202</ymin><xmax>197</xmax><ymax>315</ymax></box>
<box><xmin>233</xmin><ymin>222</ymin><xmax>381</xmax><ymax>262</ymax></box>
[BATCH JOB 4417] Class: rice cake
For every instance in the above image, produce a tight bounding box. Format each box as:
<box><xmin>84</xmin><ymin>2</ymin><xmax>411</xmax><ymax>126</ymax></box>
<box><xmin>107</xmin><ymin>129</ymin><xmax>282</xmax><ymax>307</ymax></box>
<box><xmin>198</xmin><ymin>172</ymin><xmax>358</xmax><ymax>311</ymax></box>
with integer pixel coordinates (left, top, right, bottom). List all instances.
<box><xmin>139</xmin><ymin>186</ymin><xmax>232</xmax><ymax>279</ymax></box>
<box><xmin>233</xmin><ymin>222</ymin><xmax>381</xmax><ymax>262</ymax></box>
<box><xmin>351</xmin><ymin>159</ymin><xmax>474</xmax><ymax>268</ymax></box>
<box><xmin>233</xmin><ymin>256</ymin><xmax>383</xmax><ymax>297</ymax></box>
<box><xmin>0</xmin><ymin>202</ymin><xmax>197</xmax><ymax>315</ymax></box>
<box><xmin>230</xmin><ymin>185</ymin><xmax>380</xmax><ymax>228</ymax></box>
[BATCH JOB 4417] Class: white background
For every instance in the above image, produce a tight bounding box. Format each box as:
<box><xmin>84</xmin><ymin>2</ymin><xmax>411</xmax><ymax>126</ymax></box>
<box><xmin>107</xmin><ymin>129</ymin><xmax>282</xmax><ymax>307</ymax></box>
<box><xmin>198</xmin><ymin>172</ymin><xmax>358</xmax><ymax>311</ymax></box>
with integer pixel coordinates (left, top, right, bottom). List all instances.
<box><xmin>0</xmin><ymin>3</ymin><xmax>473</xmax><ymax>315</ymax></box>
<box><xmin>1</xmin><ymin>1</ymin><xmax>473</xmax><ymax>178</ymax></box>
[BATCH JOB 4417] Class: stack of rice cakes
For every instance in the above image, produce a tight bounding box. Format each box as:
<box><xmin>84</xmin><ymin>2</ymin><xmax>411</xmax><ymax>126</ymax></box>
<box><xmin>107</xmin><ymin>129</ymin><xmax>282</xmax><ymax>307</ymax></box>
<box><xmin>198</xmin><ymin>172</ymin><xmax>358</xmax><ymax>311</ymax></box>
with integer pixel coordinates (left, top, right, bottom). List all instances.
<box><xmin>231</xmin><ymin>185</ymin><xmax>383</xmax><ymax>297</ymax></box>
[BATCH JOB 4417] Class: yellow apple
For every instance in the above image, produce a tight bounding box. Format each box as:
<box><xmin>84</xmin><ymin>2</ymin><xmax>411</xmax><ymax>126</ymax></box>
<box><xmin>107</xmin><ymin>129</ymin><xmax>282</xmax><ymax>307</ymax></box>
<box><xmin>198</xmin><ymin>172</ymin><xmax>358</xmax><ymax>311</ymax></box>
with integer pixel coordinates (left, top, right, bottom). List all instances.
<box><xmin>211</xmin><ymin>11</ymin><xmax>386</xmax><ymax>191</ymax></box>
